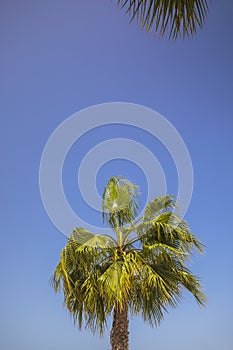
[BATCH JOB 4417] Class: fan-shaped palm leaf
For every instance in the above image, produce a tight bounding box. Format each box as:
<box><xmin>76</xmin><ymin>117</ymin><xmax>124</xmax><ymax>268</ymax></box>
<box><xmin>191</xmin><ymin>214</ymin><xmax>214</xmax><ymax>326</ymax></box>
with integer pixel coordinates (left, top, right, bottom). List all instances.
<box><xmin>102</xmin><ymin>176</ymin><xmax>139</xmax><ymax>229</ymax></box>
<box><xmin>117</xmin><ymin>0</ymin><xmax>209</xmax><ymax>39</ymax></box>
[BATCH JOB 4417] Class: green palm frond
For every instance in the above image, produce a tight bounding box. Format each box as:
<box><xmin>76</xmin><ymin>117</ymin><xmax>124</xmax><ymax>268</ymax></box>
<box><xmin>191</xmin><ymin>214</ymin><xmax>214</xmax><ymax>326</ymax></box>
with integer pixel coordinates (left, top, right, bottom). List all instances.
<box><xmin>51</xmin><ymin>235</ymin><xmax>111</xmax><ymax>334</ymax></box>
<box><xmin>134</xmin><ymin>211</ymin><xmax>204</xmax><ymax>255</ymax></box>
<box><xmin>143</xmin><ymin>195</ymin><xmax>177</xmax><ymax>221</ymax></box>
<box><xmin>126</xmin><ymin>250</ymin><xmax>181</xmax><ymax>326</ymax></box>
<box><xmin>143</xmin><ymin>241</ymin><xmax>187</xmax><ymax>258</ymax></box>
<box><xmin>102</xmin><ymin>176</ymin><xmax>139</xmax><ymax>228</ymax></box>
<box><xmin>99</xmin><ymin>261</ymin><xmax>125</xmax><ymax>304</ymax></box>
<box><xmin>70</xmin><ymin>227</ymin><xmax>117</xmax><ymax>252</ymax></box>
<box><xmin>117</xmin><ymin>0</ymin><xmax>209</xmax><ymax>39</ymax></box>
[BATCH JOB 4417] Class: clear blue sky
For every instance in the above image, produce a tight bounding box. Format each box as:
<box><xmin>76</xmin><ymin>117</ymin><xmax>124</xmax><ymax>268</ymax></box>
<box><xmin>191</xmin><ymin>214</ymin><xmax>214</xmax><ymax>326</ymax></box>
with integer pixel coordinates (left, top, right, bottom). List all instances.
<box><xmin>1</xmin><ymin>1</ymin><xmax>233</xmax><ymax>349</ymax></box>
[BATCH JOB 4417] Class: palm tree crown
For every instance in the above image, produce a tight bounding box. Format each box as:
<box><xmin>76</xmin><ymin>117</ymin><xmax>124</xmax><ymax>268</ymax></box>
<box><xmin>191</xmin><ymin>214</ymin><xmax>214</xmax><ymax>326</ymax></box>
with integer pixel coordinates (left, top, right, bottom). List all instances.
<box><xmin>51</xmin><ymin>176</ymin><xmax>206</xmax><ymax>350</ymax></box>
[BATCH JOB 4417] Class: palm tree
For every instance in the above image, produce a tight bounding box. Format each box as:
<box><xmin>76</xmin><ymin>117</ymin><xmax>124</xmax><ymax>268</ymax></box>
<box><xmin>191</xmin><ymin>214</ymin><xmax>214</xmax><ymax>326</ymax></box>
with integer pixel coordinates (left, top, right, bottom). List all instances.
<box><xmin>116</xmin><ymin>0</ymin><xmax>209</xmax><ymax>39</ymax></box>
<box><xmin>51</xmin><ymin>176</ymin><xmax>206</xmax><ymax>350</ymax></box>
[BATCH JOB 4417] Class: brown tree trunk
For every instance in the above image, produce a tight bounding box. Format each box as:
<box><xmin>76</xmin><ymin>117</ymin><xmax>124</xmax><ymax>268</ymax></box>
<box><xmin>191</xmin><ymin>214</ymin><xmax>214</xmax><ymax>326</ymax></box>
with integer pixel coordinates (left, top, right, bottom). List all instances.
<box><xmin>110</xmin><ymin>303</ymin><xmax>129</xmax><ymax>350</ymax></box>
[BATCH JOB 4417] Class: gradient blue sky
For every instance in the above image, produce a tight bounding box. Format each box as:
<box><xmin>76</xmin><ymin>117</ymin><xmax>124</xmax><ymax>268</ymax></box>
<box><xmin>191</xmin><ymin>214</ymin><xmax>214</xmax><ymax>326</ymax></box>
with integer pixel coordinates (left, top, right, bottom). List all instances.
<box><xmin>1</xmin><ymin>1</ymin><xmax>233</xmax><ymax>349</ymax></box>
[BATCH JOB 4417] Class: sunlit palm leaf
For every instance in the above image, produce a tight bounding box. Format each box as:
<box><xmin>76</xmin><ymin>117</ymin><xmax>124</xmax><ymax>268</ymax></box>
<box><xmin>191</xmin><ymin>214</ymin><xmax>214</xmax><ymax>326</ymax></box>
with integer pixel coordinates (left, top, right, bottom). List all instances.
<box><xmin>134</xmin><ymin>211</ymin><xmax>204</xmax><ymax>254</ymax></box>
<box><xmin>102</xmin><ymin>176</ymin><xmax>139</xmax><ymax>228</ymax></box>
<box><xmin>143</xmin><ymin>195</ymin><xmax>177</xmax><ymax>221</ymax></box>
<box><xmin>70</xmin><ymin>228</ymin><xmax>116</xmax><ymax>251</ymax></box>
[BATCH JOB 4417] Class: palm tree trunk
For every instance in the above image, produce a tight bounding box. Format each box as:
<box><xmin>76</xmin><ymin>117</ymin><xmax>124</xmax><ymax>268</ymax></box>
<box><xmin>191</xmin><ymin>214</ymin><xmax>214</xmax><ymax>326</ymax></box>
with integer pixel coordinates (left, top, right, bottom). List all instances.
<box><xmin>110</xmin><ymin>303</ymin><xmax>129</xmax><ymax>350</ymax></box>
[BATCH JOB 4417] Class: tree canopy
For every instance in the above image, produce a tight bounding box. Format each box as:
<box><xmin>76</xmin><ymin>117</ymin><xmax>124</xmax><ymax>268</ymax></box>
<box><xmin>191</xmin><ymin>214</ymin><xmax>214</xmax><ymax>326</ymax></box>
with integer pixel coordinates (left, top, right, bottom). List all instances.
<box><xmin>51</xmin><ymin>176</ymin><xmax>206</xmax><ymax>349</ymax></box>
